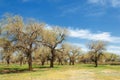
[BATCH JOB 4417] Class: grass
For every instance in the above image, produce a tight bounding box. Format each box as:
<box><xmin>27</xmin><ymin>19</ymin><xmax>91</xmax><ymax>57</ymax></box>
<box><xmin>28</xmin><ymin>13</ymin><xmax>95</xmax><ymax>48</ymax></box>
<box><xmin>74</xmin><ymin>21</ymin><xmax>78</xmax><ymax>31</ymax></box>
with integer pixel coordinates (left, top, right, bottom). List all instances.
<box><xmin>0</xmin><ymin>63</ymin><xmax>120</xmax><ymax>80</ymax></box>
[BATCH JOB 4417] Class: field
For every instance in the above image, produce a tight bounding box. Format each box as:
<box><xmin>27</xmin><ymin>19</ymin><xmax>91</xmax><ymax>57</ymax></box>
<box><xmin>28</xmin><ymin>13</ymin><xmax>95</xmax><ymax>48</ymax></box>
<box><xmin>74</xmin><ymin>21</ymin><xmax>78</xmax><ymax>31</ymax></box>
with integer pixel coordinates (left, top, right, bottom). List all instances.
<box><xmin>0</xmin><ymin>64</ymin><xmax>120</xmax><ymax>80</ymax></box>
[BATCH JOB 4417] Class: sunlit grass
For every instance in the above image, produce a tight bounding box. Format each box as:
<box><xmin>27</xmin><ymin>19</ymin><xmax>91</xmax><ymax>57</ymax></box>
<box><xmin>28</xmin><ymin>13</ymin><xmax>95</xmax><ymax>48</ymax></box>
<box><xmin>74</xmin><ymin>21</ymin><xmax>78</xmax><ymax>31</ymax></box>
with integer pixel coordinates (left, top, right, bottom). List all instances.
<box><xmin>0</xmin><ymin>64</ymin><xmax>120</xmax><ymax>80</ymax></box>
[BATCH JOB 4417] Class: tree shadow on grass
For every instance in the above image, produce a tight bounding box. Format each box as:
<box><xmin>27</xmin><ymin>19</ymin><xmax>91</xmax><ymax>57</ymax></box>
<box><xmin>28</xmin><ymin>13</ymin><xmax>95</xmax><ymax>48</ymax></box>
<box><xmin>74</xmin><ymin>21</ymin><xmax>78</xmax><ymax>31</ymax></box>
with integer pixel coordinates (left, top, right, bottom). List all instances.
<box><xmin>0</xmin><ymin>66</ymin><xmax>59</xmax><ymax>74</ymax></box>
<box><xmin>38</xmin><ymin>66</ymin><xmax>59</xmax><ymax>69</ymax></box>
<box><xmin>0</xmin><ymin>68</ymin><xmax>29</xmax><ymax>74</ymax></box>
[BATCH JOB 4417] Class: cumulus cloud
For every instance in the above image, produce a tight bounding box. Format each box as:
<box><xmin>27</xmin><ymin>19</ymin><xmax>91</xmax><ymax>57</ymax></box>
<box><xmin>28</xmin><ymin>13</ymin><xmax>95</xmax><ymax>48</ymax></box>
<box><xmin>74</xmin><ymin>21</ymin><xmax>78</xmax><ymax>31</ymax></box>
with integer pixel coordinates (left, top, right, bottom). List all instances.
<box><xmin>88</xmin><ymin>0</ymin><xmax>120</xmax><ymax>7</ymax></box>
<box><xmin>107</xmin><ymin>45</ymin><xmax>120</xmax><ymax>54</ymax></box>
<box><xmin>44</xmin><ymin>24</ymin><xmax>120</xmax><ymax>54</ymax></box>
<box><xmin>71</xmin><ymin>42</ymin><xmax>120</xmax><ymax>54</ymax></box>
<box><xmin>68</xmin><ymin>29</ymin><xmax>120</xmax><ymax>43</ymax></box>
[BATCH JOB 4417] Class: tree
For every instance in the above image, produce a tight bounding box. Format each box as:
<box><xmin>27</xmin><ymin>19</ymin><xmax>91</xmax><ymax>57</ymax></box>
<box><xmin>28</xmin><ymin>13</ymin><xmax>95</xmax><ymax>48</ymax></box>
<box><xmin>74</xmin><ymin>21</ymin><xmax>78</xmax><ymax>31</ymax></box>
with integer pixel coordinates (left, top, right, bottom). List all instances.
<box><xmin>34</xmin><ymin>46</ymin><xmax>50</xmax><ymax>66</ymax></box>
<box><xmin>78</xmin><ymin>53</ymin><xmax>91</xmax><ymax>64</ymax></box>
<box><xmin>55</xmin><ymin>49</ymin><xmax>65</xmax><ymax>65</ymax></box>
<box><xmin>16</xmin><ymin>51</ymin><xmax>25</xmax><ymax>66</ymax></box>
<box><xmin>62</xmin><ymin>43</ymin><xmax>81</xmax><ymax>65</ymax></box>
<box><xmin>40</xmin><ymin>27</ymin><xmax>67</xmax><ymax>68</ymax></box>
<box><xmin>103</xmin><ymin>52</ymin><xmax>119</xmax><ymax>62</ymax></box>
<box><xmin>0</xmin><ymin>38</ymin><xmax>14</xmax><ymax>66</ymax></box>
<box><xmin>68</xmin><ymin>46</ymin><xmax>80</xmax><ymax>65</ymax></box>
<box><xmin>3</xmin><ymin>14</ymin><xmax>44</xmax><ymax>70</ymax></box>
<box><xmin>87</xmin><ymin>40</ymin><xmax>107</xmax><ymax>67</ymax></box>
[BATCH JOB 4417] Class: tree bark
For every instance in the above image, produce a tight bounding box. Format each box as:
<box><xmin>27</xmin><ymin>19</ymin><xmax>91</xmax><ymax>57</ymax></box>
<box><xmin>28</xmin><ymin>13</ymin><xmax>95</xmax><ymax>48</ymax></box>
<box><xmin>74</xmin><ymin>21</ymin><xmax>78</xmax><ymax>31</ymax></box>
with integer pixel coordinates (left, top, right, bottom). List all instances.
<box><xmin>60</xmin><ymin>60</ymin><xmax>63</xmax><ymax>65</ymax></box>
<box><xmin>6</xmin><ymin>56</ymin><xmax>10</xmax><ymax>66</ymax></box>
<box><xmin>28</xmin><ymin>53</ymin><xmax>32</xmax><ymax>71</ymax></box>
<box><xmin>41</xmin><ymin>60</ymin><xmax>45</xmax><ymax>66</ymax></box>
<box><xmin>69</xmin><ymin>59</ymin><xmax>72</xmax><ymax>65</ymax></box>
<box><xmin>72</xmin><ymin>61</ymin><xmax>74</xmax><ymax>65</ymax></box>
<box><xmin>7</xmin><ymin>59</ymin><xmax>10</xmax><ymax>66</ymax></box>
<box><xmin>20</xmin><ymin>58</ymin><xmax>23</xmax><ymax>66</ymax></box>
<box><xmin>95</xmin><ymin>57</ymin><xmax>98</xmax><ymax>67</ymax></box>
<box><xmin>58</xmin><ymin>59</ymin><xmax>63</xmax><ymax>65</ymax></box>
<box><xmin>50</xmin><ymin>49</ymin><xmax>55</xmax><ymax>68</ymax></box>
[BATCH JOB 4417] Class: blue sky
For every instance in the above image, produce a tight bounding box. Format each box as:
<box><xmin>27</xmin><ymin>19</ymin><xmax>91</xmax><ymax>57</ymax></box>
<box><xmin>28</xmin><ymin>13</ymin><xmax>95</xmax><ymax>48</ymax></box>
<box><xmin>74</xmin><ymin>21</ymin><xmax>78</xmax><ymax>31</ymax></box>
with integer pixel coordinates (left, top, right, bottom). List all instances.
<box><xmin>0</xmin><ymin>0</ymin><xmax>120</xmax><ymax>54</ymax></box>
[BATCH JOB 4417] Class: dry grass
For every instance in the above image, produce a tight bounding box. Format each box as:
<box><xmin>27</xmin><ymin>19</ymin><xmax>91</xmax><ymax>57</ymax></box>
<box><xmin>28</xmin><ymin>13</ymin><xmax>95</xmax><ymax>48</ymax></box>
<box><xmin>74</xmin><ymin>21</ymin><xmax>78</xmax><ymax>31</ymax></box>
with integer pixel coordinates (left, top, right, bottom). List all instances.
<box><xmin>0</xmin><ymin>64</ymin><xmax>120</xmax><ymax>80</ymax></box>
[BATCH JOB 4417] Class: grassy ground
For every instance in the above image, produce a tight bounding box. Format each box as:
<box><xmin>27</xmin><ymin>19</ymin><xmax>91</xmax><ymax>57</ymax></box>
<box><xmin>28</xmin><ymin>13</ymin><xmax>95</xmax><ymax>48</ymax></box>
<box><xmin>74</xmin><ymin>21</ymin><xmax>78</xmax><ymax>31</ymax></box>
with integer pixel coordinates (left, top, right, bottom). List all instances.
<box><xmin>0</xmin><ymin>64</ymin><xmax>120</xmax><ymax>80</ymax></box>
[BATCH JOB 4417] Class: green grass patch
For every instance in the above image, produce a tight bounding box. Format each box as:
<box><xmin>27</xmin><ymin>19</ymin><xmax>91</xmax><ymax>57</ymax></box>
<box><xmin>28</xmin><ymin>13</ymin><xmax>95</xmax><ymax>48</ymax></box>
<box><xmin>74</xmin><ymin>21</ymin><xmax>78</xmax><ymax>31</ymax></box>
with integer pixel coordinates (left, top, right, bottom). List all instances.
<box><xmin>0</xmin><ymin>63</ymin><xmax>120</xmax><ymax>80</ymax></box>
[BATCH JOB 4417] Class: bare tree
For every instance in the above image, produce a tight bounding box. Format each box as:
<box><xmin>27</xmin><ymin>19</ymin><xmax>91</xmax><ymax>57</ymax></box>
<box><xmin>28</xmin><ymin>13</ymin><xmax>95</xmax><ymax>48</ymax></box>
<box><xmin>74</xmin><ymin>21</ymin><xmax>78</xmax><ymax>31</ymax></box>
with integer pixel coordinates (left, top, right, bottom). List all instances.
<box><xmin>55</xmin><ymin>49</ymin><xmax>65</xmax><ymax>65</ymax></box>
<box><xmin>68</xmin><ymin>47</ymin><xmax>80</xmax><ymax>65</ymax></box>
<box><xmin>3</xmin><ymin>15</ymin><xmax>44</xmax><ymax>70</ymax></box>
<box><xmin>62</xmin><ymin>43</ymin><xmax>81</xmax><ymax>65</ymax></box>
<box><xmin>40</xmin><ymin>27</ymin><xmax>67</xmax><ymax>68</ymax></box>
<box><xmin>34</xmin><ymin>46</ymin><xmax>50</xmax><ymax>66</ymax></box>
<box><xmin>0</xmin><ymin>38</ymin><xmax>14</xmax><ymax>66</ymax></box>
<box><xmin>16</xmin><ymin>51</ymin><xmax>25</xmax><ymax>66</ymax></box>
<box><xmin>87</xmin><ymin>40</ymin><xmax>107</xmax><ymax>67</ymax></box>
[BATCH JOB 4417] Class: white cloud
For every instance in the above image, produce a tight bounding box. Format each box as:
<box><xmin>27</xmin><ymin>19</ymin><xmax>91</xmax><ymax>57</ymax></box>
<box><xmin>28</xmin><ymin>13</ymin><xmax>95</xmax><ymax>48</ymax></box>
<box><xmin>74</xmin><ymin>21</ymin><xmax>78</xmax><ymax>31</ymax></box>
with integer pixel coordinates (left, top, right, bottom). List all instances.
<box><xmin>70</xmin><ymin>42</ymin><xmax>120</xmax><ymax>54</ymax></box>
<box><xmin>88</xmin><ymin>0</ymin><xmax>106</xmax><ymax>5</ymax></box>
<box><xmin>88</xmin><ymin>0</ymin><xmax>120</xmax><ymax>7</ymax></box>
<box><xmin>67</xmin><ymin>42</ymin><xmax>120</xmax><ymax>54</ymax></box>
<box><xmin>66</xmin><ymin>42</ymin><xmax>88</xmax><ymax>53</ymax></box>
<box><xmin>72</xmin><ymin>43</ymin><xmax>88</xmax><ymax>52</ymax></box>
<box><xmin>41</xmin><ymin>24</ymin><xmax>120</xmax><ymax>54</ymax></box>
<box><xmin>68</xmin><ymin>29</ymin><xmax>120</xmax><ymax>43</ymax></box>
<box><xmin>111</xmin><ymin>0</ymin><xmax>120</xmax><ymax>7</ymax></box>
<box><xmin>107</xmin><ymin>45</ymin><xmax>120</xmax><ymax>54</ymax></box>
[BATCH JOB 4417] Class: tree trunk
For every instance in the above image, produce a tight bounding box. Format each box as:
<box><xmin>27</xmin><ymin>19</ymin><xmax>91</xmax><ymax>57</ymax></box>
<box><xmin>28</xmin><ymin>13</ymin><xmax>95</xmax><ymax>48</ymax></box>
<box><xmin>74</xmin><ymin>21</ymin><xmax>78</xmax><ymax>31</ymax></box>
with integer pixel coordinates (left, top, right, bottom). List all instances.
<box><xmin>58</xmin><ymin>59</ymin><xmax>63</xmax><ymax>65</ymax></box>
<box><xmin>20</xmin><ymin>58</ymin><xmax>23</xmax><ymax>66</ymax></box>
<box><xmin>6</xmin><ymin>56</ymin><xmax>10</xmax><ymax>66</ymax></box>
<box><xmin>58</xmin><ymin>58</ymin><xmax>61</xmax><ymax>65</ymax></box>
<box><xmin>41</xmin><ymin>60</ymin><xmax>45</xmax><ymax>66</ymax></box>
<box><xmin>72</xmin><ymin>61</ymin><xmax>74</xmax><ymax>65</ymax></box>
<box><xmin>28</xmin><ymin>53</ymin><xmax>32</xmax><ymax>71</ymax></box>
<box><xmin>69</xmin><ymin>60</ymin><xmax>72</xmax><ymax>65</ymax></box>
<box><xmin>7</xmin><ymin>59</ymin><xmax>10</xmax><ymax>66</ymax></box>
<box><xmin>50</xmin><ymin>49</ymin><xmax>55</xmax><ymax>68</ymax></box>
<box><xmin>58</xmin><ymin>59</ymin><xmax>60</xmax><ymax>65</ymax></box>
<box><xmin>50</xmin><ymin>59</ymin><xmax>54</xmax><ymax>68</ymax></box>
<box><xmin>60</xmin><ymin>60</ymin><xmax>63</xmax><ymax>65</ymax></box>
<box><xmin>95</xmin><ymin>57</ymin><xmax>98</xmax><ymax>67</ymax></box>
<box><xmin>47</xmin><ymin>60</ymin><xmax>49</xmax><ymax>65</ymax></box>
<box><xmin>20</xmin><ymin>60</ymin><xmax>22</xmax><ymax>66</ymax></box>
